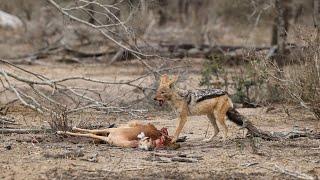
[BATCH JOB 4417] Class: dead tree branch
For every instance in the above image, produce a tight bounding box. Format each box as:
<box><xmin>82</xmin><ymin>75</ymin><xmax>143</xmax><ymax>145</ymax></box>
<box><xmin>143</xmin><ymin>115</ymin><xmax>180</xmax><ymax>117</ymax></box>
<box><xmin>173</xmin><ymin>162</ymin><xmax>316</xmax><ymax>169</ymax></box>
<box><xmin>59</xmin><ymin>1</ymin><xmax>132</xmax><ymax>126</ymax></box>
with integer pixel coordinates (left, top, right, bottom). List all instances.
<box><xmin>46</xmin><ymin>0</ymin><xmax>159</xmax><ymax>75</ymax></box>
<box><xmin>227</xmin><ymin>108</ymin><xmax>320</xmax><ymax>140</ymax></box>
<box><xmin>0</xmin><ymin>59</ymin><xmax>186</xmax><ymax>119</ymax></box>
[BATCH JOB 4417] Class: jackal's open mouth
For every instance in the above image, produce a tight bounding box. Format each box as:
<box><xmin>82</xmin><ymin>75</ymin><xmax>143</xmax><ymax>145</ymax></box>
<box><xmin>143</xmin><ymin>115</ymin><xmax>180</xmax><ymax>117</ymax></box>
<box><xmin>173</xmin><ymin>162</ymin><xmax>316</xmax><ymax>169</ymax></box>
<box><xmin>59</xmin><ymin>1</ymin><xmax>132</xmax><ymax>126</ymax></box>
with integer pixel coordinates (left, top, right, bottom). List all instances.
<box><xmin>158</xmin><ymin>100</ymin><xmax>164</xmax><ymax>106</ymax></box>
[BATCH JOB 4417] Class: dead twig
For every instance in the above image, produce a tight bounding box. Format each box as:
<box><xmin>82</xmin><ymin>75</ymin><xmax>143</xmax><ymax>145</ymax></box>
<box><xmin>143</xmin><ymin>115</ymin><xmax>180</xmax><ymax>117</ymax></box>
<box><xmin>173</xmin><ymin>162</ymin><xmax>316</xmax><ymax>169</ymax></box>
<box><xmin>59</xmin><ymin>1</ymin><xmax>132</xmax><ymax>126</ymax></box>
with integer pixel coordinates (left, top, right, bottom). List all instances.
<box><xmin>0</xmin><ymin>116</ymin><xmax>17</xmax><ymax>125</ymax></box>
<box><xmin>151</xmin><ymin>152</ymin><xmax>202</xmax><ymax>163</ymax></box>
<box><xmin>0</xmin><ymin>99</ymin><xmax>18</xmax><ymax>114</ymax></box>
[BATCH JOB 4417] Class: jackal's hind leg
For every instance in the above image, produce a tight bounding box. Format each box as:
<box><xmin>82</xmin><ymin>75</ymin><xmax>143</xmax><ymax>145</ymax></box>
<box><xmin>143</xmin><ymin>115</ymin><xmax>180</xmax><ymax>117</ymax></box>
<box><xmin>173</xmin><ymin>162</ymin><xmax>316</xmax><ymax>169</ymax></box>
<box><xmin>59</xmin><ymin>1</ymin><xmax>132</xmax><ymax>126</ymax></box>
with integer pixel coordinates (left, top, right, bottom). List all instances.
<box><xmin>214</xmin><ymin>110</ymin><xmax>228</xmax><ymax>140</ymax></box>
<box><xmin>203</xmin><ymin>114</ymin><xmax>220</xmax><ymax>142</ymax></box>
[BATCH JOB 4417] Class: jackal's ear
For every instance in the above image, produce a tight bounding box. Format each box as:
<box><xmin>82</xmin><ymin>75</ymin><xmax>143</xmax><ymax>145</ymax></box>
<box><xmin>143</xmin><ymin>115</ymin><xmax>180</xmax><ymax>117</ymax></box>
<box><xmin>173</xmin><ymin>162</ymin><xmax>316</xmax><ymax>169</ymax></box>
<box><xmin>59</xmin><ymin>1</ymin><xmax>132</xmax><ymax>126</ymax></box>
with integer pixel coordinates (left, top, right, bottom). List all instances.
<box><xmin>160</xmin><ymin>74</ymin><xmax>170</xmax><ymax>84</ymax></box>
<box><xmin>168</xmin><ymin>75</ymin><xmax>178</xmax><ymax>88</ymax></box>
<box><xmin>169</xmin><ymin>75</ymin><xmax>178</xmax><ymax>84</ymax></box>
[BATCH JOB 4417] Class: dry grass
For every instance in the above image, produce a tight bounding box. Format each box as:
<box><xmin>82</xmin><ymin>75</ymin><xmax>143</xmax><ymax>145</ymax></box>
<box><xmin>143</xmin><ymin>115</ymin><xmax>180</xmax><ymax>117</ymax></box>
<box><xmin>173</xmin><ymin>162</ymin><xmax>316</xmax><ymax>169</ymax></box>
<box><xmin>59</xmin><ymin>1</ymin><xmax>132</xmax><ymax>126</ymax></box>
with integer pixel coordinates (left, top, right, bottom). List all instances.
<box><xmin>257</xmin><ymin>27</ymin><xmax>320</xmax><ymax>120</ymax></box>
<box><xmin>49</xmin><ymin>107</ymin><xmax>72</xmax><ymax>131</ymax></box>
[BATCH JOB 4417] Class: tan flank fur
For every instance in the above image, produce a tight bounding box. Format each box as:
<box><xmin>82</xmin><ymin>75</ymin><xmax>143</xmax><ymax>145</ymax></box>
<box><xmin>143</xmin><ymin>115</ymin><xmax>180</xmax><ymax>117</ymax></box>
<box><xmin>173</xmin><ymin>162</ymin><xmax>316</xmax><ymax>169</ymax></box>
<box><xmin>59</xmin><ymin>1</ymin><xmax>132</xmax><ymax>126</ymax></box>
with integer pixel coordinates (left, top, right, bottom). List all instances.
<box><xmin>154</xmin><ymin>74</ymin><xmax>233</xmax><ymax>143</ymax></box>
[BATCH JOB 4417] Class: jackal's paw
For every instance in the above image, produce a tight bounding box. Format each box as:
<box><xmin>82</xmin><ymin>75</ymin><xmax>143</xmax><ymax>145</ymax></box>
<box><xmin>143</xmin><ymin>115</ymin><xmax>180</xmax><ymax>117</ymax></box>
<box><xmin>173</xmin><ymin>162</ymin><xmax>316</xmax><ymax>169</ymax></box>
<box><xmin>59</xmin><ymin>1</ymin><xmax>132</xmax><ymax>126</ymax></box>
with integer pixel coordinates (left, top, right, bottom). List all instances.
<box><xmin>219</xmin><ymin>136</ymin><xmax>229</xmax><ymax>141</ymax></box>
<box><xmin>170</xmin><ymin>137</ymin><xmax>178</xmax><ymax>144</ymax></box>
<box><xmin>56</xmin><ymin>131</ymin><xmax>63</xmax><ymax>135</ymax></box>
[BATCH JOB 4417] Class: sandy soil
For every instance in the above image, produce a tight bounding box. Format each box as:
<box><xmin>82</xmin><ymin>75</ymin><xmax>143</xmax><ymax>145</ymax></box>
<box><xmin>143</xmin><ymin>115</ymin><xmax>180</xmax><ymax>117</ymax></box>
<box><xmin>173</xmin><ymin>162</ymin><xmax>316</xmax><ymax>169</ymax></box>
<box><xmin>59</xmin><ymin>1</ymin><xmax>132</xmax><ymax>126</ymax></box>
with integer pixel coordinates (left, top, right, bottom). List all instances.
<box><xmin>1</xmin><ymin>64</ymin><xmax>320</xmax><ymax>180</ymax></box>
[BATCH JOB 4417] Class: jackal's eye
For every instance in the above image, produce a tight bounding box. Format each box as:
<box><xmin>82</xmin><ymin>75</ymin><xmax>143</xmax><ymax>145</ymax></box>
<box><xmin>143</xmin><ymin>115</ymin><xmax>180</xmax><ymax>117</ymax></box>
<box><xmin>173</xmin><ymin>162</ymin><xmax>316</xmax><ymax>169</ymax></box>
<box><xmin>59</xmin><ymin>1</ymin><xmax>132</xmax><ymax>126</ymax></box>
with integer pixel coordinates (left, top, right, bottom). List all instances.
<box><xmin>161</xmin><ymin>91</ymin><xmax>165</xmax><ymax>94</ymax></box>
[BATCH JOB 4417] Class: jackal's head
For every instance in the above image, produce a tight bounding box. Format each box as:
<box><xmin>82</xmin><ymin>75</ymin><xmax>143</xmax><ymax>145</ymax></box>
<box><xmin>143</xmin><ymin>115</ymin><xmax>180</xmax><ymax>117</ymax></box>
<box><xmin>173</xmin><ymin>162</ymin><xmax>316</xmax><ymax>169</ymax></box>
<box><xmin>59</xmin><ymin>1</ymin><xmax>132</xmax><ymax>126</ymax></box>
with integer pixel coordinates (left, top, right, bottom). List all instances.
<box><xmin>154</xmin><ymin>74</ymin><xmax>178</xmax><ymax>106</ymax></box>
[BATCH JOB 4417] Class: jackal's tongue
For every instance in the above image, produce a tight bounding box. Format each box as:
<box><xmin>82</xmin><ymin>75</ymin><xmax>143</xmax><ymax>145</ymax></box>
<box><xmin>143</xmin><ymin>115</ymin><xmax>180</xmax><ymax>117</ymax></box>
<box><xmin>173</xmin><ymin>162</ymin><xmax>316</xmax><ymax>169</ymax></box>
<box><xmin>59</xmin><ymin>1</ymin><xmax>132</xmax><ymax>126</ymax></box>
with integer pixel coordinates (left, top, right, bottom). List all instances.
<box><xmin>159</xmin><ymin>100</ymin><xmax>164</xmax><ymax>106</ymax></box>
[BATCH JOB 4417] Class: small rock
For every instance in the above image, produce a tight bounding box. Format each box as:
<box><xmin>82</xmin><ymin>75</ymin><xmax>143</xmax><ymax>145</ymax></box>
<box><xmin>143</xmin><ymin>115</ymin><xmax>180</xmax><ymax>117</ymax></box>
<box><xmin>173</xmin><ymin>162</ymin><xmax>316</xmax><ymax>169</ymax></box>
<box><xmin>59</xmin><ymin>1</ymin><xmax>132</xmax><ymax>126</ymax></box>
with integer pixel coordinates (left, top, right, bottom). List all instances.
<box><xmin>4</xmin><ymin>144</ymin><xmax>12</xmax><ymax>150</ymax></box>
<box><xmin>188</xmin><ymin>48</ymin><xmax>201</xmax><ymax>55</ymax></box>
<box><xmin>81</xmin><ymin>153</ymin><xmax>98</xmax><ymax>163</ymax></box>
<box><xmin>0</xmin><ymin>10</ymin><xmax>23</xmax><ymax>30</ymax></box>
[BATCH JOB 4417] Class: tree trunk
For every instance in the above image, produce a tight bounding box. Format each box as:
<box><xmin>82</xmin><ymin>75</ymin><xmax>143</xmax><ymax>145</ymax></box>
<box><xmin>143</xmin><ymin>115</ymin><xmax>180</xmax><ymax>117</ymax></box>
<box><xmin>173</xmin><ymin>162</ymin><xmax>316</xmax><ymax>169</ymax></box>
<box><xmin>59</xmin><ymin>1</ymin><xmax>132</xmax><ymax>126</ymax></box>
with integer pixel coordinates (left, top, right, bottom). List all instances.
<box><xmin>178</xmin><ymin>0</ymin><xmax>189</xmax><ymax>25</ymax></box>
<box><xmin>314</xmin><ymin>0</ymin><xmax>320</xmax><ymax>42</ymax></box>
<box><xmin>87</xmin><ymin>0</ymin><xmax>95</xmax><ymax>25</ymax></box>
<box><xmin>275</xmin><ymin>0</ymin><xmax>290</xmax><ymax>67</ymax></box>
<box><xmin>158</xmin><ymin>0</ymin><xmax>168</xmax><ymax>26</ymax></box>
<box><xmin>271</xmin><ymin>0</ymin><xmax>291</xmax><ymax>46</ymax></box>
<box><xmin>276</xmin><ymin>0</ymin><xmax>286</xmax><ymax>54</ymax></box>
<box><xmin>271</xmin><ymin>21</ymin><xmax>278</xmax><ymax>46</ymax></box>
<box><xmin>140</xmin><ymin>0</ymin><xmax>147</xmax><ymax>16</ymax></box>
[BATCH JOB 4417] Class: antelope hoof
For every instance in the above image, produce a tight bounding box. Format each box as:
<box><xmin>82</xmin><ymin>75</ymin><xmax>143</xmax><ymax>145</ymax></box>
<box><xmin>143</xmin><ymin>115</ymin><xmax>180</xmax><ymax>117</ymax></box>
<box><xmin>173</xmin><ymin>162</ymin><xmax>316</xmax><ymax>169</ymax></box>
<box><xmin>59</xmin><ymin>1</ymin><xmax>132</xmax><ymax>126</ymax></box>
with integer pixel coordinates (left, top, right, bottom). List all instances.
<box><xmin>72</xmin><ymin>127</ymin><xmax>78</xmax><ymax>131</ymax></box>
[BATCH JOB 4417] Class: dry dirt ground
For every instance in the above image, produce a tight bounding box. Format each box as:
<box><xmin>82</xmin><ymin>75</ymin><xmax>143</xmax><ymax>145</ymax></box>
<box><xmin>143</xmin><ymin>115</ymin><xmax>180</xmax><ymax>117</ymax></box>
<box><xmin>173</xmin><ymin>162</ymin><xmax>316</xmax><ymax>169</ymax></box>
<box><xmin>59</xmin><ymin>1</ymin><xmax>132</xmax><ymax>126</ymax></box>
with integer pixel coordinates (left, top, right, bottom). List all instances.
<box><xmin>1</xmin><ymin>63</ymin><xmax>320</xmax><ymax>180</ymax></box>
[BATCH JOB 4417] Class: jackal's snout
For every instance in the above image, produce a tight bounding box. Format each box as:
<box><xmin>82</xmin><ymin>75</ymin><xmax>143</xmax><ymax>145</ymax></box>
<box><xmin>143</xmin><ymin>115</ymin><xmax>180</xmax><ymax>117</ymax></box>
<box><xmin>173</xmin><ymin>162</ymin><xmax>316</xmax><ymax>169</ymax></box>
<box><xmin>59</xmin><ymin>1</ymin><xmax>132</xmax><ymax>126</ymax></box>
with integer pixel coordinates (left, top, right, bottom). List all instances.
<box><xmin>153</xmin><ymin>94</ymin><xmax>165</xmax><ymax>106</ymax></box>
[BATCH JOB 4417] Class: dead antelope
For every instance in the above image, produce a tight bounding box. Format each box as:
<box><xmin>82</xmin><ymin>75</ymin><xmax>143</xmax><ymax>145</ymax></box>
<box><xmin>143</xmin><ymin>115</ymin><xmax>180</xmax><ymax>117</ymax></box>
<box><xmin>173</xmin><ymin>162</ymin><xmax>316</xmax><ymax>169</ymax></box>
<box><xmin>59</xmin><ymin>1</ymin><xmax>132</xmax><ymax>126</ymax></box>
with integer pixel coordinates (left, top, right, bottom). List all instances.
<box><xmin>57</xmin><ymin>121</ymin><xmax>173</xmax><ymax>151</ymax></box>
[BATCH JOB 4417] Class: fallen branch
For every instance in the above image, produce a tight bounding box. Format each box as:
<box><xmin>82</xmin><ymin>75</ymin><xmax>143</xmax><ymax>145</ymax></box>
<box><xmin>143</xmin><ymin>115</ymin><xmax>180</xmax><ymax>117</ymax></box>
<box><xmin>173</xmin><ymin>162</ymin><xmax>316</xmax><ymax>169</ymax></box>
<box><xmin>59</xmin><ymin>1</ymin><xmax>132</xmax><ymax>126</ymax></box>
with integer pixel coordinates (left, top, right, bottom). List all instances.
<box><xmin>63</xmin><ymin>45</ymin><xmax>109</xmax><ymax>58</ymax></box>
<box><xmin>156</xmin><ymin>42</ymin><xmax>304</xmax><ymax>60</ymax></box>
<box><xmin>274</xmin><ymin>164</ymin><xmax>314</xmax><ymax>180</ymax></box>
<box><xmin>0</xmin><ymin>128</ymin><xmax>52</xmax><ymax>134</ymax></box>
<box><xmin>171</xmin><ymin>157</ymin><xmax>198</xmax><ymax>163</ymax></box>
<box><xmin>8</xmin><ymin>37</ymin><xmax>64</xmax><ymax>63</ymax></box>
<box><xmin>0</xmin><ymin>116</ymin><xmax>17</xmax><ymax>125</ymax></box>
<box><xmin>151</xmin><ymin>152</ymin><xmax>203</xmax><ymax>163</ymax></box>
<box><xmin>160</xmin><ymin>43</ymin><xmax>271</xmax><ymax>52</ymax></box>
<box><xmin>227</xmin><ymin>108</ymin><xmax>279</xmax><ymax>140</ymax></box>
<box><xmin>151</xmin><ymin>152</ymin><xmax>180</xmax><ymax>158</ymax></box>
<box><xmin>227</xmin><ymin>108</ymin><xmax>320</xmax><ymax>140</ymax></box>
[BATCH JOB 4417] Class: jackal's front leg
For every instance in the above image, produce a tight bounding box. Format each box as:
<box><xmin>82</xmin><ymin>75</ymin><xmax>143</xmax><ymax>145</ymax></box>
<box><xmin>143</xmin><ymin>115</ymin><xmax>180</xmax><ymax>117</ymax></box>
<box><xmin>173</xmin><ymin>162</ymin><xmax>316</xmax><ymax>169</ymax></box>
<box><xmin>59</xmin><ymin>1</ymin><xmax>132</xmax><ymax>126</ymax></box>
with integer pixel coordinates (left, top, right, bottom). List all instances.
<box><xmin>171</xmin><ymin>114</ymin><xmax>187</xmax><ymax>143</ymax></box>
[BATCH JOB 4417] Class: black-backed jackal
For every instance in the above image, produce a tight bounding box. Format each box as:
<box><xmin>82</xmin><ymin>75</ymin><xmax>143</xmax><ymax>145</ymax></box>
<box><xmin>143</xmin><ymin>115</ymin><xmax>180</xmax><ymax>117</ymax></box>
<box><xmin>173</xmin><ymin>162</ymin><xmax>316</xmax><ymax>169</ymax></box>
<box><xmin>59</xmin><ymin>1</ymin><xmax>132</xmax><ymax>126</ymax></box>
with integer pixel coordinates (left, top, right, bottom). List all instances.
<box><xmin>154</xmin><ymin>74</ymin><xmax>242</xmax><ymax>143</ymax></box>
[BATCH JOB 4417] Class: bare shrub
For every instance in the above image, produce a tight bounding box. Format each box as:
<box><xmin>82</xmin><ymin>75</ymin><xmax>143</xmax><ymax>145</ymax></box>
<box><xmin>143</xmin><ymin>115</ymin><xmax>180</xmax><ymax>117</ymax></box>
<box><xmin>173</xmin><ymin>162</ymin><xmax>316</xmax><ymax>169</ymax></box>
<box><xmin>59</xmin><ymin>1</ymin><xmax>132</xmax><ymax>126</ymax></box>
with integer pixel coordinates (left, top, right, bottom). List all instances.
<box><xmin>49</xmin><ymin>107</ymin><xmax>72</xmax><ymax>131</ymax></box>
<box><xmin>258</xmin><ymin>28</ymin><xmax>320</xmax><ymax>120</ymax></box>
<box><xmin>200</xmin><ymin>54</ymin><xmax>267</xmax><ymax>104</ymax></box>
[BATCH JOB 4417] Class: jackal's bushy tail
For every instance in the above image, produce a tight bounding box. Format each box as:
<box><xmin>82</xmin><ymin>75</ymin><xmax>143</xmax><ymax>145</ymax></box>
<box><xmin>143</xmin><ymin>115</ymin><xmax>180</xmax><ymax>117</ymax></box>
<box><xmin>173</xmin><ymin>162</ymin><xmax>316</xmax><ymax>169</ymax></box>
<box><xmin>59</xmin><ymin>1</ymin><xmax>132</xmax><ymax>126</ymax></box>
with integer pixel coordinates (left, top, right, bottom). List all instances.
<box><xmin>226</xmin><ymin>108</ymin><xmax>244</xmax><ymax>126</ymax></box>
